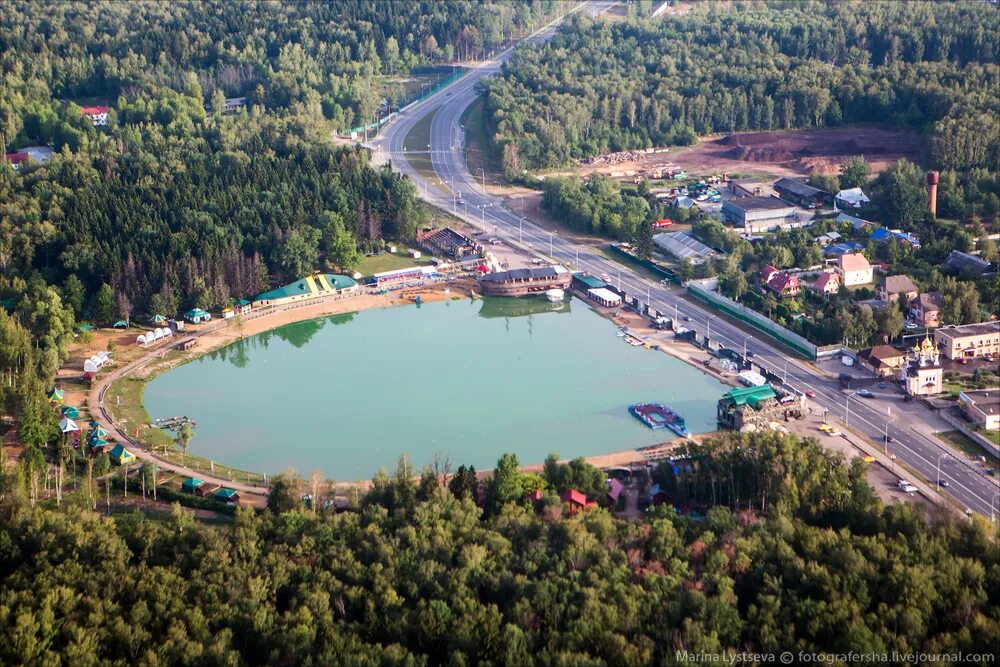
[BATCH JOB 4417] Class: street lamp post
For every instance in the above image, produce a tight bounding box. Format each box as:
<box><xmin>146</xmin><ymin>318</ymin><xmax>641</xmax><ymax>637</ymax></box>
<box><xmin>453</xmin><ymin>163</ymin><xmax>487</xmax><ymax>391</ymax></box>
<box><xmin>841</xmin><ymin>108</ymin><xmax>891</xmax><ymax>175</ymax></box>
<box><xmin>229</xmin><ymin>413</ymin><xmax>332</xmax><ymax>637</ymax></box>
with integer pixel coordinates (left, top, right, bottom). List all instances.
<box><xmin>936</xmin><ymin>454</ymin><xmax>947</xmax><ymax>489</ymax></box>
<box><xmin>845</xmin><ymin>395</ymin><xmax>850</xmax><ymax>427</ymax></box>
<box><xmin>549</xmin><ymin>232</ymin><xmax>554</xmax><ymax>257</ymax></box>
<box><xmin>884</xmin><ymin>419</ymin><xmax>895</xmax><ymax>455</ymax></box>
<box><xmin>479</xmin><ymin>168</ymin><xmax>486</xmax><ymax>190</ymax></box>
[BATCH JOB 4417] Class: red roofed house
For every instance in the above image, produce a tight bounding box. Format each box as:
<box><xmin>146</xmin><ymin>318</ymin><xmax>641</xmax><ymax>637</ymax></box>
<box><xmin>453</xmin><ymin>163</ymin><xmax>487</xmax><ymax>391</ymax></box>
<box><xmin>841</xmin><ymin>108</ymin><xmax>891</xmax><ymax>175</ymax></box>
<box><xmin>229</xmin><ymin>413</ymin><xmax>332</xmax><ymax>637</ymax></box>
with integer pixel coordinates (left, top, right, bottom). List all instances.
<box><xmin>3</xmin><ymin>152</ymin><xmax>29</xmax><ymax>172</ymax></box>
<box><xmin>765</xmin><ymin>271</ymin><xmax>800</xmax><ymax>298</ymax></box>
<box><xmin>812</xmin><ymin>271</ymin><xmax>840</xmax><ymax>295</ymax></box>
<box><xmin>560</xmin><ymin>489</ymin><xmax>587</xmax><ymax>507</ymax></box>
<box><xmin>80</xmin><ymin>105</ymin><xmax>110</xmax><ymax>127</ymax></box>
<box><xmin>759</xmin><ymin>265</ymin><xmax>780</xmax><ymax>285</ymax></box>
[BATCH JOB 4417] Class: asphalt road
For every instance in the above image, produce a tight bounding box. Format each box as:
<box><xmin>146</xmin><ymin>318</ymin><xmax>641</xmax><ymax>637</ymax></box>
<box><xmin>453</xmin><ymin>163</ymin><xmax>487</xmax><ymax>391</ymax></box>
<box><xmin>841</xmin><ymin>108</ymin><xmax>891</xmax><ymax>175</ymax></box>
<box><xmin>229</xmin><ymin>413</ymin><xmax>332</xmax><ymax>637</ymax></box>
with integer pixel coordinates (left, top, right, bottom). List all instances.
<box><xmin>368</xmin><ymin>2</ymin><xmax>999</xmax><ymax>519</ymax></box>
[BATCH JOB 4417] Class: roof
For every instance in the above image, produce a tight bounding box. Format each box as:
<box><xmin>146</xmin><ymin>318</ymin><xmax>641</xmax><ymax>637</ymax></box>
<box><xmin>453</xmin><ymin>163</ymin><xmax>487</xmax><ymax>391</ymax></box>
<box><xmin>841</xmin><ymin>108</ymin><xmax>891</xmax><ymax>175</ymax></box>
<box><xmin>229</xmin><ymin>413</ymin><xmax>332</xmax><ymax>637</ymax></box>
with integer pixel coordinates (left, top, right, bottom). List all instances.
<box><xmin>837</xmin><ymin>252</ymin><xmax>871</xmax><ymax>272</ymax></box>
<box><xmin>760</xmin><ymin>265</ymin><xmax>779</xmax><ymax>283</ymax></box>
<box><xmin>943</xmin><ymin>250</ymin><xmax>991</xmax><ymax>276</ymax></box>
<box><xmin>674</xmin><ymin>195</ymin><xmax>696</xmax><ymax>208</ymax></box>
<box><xmin>235</xmin><ymin>299</ymin><xmax>251</xmax><ymax>306</ymax></box>
<box><xmin>254</xmin><ymin>274</ymin><xmax>357</xmax><ymax>301</ymax></box>
<box><xmin>835</xmin><ymin>212</ymin><xmax>874</xmax><ymax>228</ymax></box>
<box><xmin>824</xmin><ymin>241</ymin><xmax>865</xmax><ymax>256</ymax></box>
<box><xmin>724</xmin><ymin>195</ymin><xmax>795</xmax><ymax>212</ymax></box>
<box><xmin>836</xmin><ymin>188</ymin><xmax>870</xmax><ymax>206</ymax></box>
<box><xmin>721</xmin><ymin>385</ymin><xmax>777</xmax><ymax>407</ymax></box>
<box><xmin>182</xmin><ymin>478</ymin><xmax>205</xmax><ymax>489</ymax></box>
<box><xmin>936</xmin><ymin>322</ymin><xmax>1000</xmax><ymax>340</ymax></box>
<box><xmin>185</xmin><ymin>308</ymin><xmax>209</xmax><ymax>317</ymax></box>
<box><xmin>479</xmin><ymin>266</ymin><xmax>568</xmax><ymax>283</ymax></box>
<box><xmin>814</xmin><ymin>272</ymin><xmax>839</xmax><ymax>291</ymax></box>
<box><xmin>870</xmin><ymin>227</ymin><xmax>891</xmax><ymax>241</ymax></box>
<box><xmin>560</xmin><ymin>489</ymin><xmax>587</xmax><ymax>506</ymax></box>
<box><xmin>653</xmin><ymin>232</ymin><xmax>718</xmax><ymax>260</ymax></box>
<box><xmin>588</xmin><ymin>287</ymin><xmax>622</xmax><ymax>303</ymax></box>
<box><xmin>959</xmin><ymin>389</ymin><xmax>1000</xmax><ymax>416</ymax></box>
<box><xmin>80</xmin><ymin>105</ymin><xmax>109</xmax><ymax>115</ymax></box>
<box><xmin>774</xmin><ymin>177</ymin><xmax>826</xmax><ymax>199</ymax></box>
<box><xmin>216</xmin><ymin>488</ymin><xmax>239</xmax><ymax>498</ymax></box>
<box><xmin>767</xmin><ymin>272</ymin><xmax>799</xmax><ymax>292</ymax></box>
<box><xmin>109</xmin><ymin>444</ymin><xmax>134</xmax><ymax>459</ymax></box>
<box><xmin>862</xmin><ymin>345</ymin><xmax>907</xmax><ymax>362</ymax></box>
<box><xmin>914</xmin><ymin>292</ymin><xmax>943</xmax><ymax>311</ymax></box>
<box><xmin>881</xmin><ymin>275</ymin><xmax>919</xmax><ymax>295</ymax></box>
<box><xmin>4</xmin><ymin>152</ymin><xmax>29</xmax><ymax>164</ymax></box>
<box><xmin>607</xmin><ymin>479</ymin><xmax>624</xmax><ymax>502</ymax></box>
<box><xmin>572</xmin><ymin>273</ymin><xmax>606</xmax><ymax>289</ymax></box>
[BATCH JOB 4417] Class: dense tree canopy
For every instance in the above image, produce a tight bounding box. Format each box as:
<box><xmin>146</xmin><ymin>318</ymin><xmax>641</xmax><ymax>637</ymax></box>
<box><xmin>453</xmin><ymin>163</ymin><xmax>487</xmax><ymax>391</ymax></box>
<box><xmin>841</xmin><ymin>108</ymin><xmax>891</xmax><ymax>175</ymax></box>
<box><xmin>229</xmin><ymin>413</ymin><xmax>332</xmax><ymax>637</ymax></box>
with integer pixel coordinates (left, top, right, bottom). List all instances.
<box><xmin>1</xmin><ymin>434</ymin><xmax>997</xmax><ymax>664</ymax></box>
<box><xmin>482</xmin><ymin>2</ymin><xmax>999</xmax><ymax>173</ymax></box>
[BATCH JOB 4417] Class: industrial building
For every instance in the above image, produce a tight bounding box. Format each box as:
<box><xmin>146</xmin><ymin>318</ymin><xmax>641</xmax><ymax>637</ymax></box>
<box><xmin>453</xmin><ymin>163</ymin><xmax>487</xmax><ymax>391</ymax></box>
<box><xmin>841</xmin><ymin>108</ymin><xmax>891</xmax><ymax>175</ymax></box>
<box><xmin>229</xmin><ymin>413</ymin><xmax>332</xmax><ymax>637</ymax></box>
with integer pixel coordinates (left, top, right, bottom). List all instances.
<box><xmin>773</xmin><ymin>177</ymin><xmax>829</xmax><ymax>207</ymax></box>
<box><xmin>722</xmin><ymin>196</ymin><xmax>799</xmax><ymax>233</ymax></box>
<box><xmin>586</xmin><ymin>287</ymin><xmax>622</xmax><ymax>308</ymax></box>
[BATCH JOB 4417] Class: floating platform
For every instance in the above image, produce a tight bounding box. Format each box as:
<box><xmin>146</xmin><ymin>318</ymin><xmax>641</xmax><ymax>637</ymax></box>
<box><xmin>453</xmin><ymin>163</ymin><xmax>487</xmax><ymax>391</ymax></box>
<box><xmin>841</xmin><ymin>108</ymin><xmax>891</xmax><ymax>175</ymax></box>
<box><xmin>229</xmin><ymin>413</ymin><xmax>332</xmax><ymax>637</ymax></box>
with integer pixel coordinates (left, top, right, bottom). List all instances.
<box><xmin>155</xmin><ymin>416</ymin><xmax>197</xmax><ymax>431</ymax></box>
<box><xmin>628</xmin><ymin>403</ymin><xmax>689</xmax><ymax>438</ymax></box>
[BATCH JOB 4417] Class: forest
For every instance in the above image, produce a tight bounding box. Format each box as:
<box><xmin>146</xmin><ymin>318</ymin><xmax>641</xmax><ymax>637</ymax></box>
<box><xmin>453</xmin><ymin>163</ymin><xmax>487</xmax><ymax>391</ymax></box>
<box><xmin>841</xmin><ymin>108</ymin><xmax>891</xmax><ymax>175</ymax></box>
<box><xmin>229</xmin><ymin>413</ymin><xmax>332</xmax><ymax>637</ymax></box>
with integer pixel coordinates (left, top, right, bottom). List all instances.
<box><xmin>0</xmin><ymin>0</ymin><xmax>565</xmax><ymax>446</ymax></box>
<box><xmin>482</xmin><ymin>2</ymin><xmax>999</xmax><ymax>174</ymax></box>
<box><xmin>1</xmin><ymin>433</ymin><xmax>997</xmax><ymax>665</ymax></box>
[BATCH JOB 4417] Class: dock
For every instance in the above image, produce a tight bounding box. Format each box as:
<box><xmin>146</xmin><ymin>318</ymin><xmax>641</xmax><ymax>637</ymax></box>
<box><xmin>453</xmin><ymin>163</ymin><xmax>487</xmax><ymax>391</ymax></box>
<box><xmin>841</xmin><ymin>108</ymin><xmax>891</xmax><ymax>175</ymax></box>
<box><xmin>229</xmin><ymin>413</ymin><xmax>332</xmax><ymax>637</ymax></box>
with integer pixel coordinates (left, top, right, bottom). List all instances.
<box><xmin>154</xmin><ymin>416</ymin><xmax>197</xmax><ymax>431</ymax></box>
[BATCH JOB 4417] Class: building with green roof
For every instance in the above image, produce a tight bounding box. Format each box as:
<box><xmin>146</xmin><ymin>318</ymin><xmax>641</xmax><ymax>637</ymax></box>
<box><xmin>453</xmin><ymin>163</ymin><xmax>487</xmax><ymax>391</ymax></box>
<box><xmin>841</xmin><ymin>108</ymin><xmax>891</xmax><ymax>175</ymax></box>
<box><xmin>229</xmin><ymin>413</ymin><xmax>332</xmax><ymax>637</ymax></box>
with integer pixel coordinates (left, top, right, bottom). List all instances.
<box><xmin>215</xmin><ymin>488</ymin><xmax>240</xmax><ymax>503</ymax></box>
<box><xmin>572</xmin><ymin>272</ymin><xmax>606</xmax><ymax>290</ymax></box>
<box><xmin>717</xmin><ymin>384</ymin><xmax>788</xmax><ymax>431</ymax></box>
<box><xmin>252</xmin><ymin>274</ymin><xmax>358</xmax><ymax>308</ymax></box>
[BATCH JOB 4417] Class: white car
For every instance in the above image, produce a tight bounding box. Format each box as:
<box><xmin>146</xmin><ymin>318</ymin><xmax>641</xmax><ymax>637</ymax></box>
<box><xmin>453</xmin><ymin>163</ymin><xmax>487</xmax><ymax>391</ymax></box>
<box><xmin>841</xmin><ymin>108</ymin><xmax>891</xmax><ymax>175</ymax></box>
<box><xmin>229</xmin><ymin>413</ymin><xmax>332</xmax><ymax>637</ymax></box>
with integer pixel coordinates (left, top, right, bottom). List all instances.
<box><xmin>904</xmin><ymin>321</ymin><xmax>918</xmax><ymax>330</ymax></box>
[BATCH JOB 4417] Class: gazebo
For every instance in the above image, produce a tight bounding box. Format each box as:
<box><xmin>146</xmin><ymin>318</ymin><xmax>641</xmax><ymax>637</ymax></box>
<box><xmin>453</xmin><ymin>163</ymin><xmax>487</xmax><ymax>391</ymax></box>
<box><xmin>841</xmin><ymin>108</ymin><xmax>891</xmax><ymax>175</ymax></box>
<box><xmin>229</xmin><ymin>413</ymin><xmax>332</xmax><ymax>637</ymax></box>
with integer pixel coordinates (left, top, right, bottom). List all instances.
<box><xmin>90</xmin><ymin>439</ymin><xmax>111</xmax><ymax>454</ymax></box>
<box><xmin>112</xmin><ymin>320</ymin><xmax>129</xmax><ymax>329</ymax></box>
<box><xmin>88</xmin><ymin>426</ymin><xmax>110</xmax><ymax>441</ymax></box>
<box><xmin>61</xmin><ymin>406</ymin><xmax>80</xmax><ymax>419</ymax></box>
<box><xmin>47</xmin><ymin>388</ymin><xmax>64</xmax><ymax>405</ymax></box>
<box><xmin>58</xmin><ymin>416</ymin><xmax>79</xmax><ymax>433</ymax></box>
<box><xmin>150</xmin><ymin>314</ymin><xmax>167</xmax><ymax>324</ymax></box>
<box><xmin>109</xmin><ymin>444</ymin><xmax>136</xmax><ymax>466</ymax></box>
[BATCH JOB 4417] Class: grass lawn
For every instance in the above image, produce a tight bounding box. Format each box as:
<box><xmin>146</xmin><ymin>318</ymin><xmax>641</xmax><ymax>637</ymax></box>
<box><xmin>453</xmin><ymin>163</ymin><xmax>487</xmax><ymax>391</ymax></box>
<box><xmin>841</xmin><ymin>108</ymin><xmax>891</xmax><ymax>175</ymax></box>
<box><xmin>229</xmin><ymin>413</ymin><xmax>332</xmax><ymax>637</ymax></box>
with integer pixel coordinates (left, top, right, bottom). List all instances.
<box><xmin>938</xmin><ymin>430</ymin><xmax>999</xmax><ymax>463</ymax></box>
<box><xmin>403</xmin><ymin>107</ymin><xmax>441</xmax><ymax>187</ymax></box>
<box><xmin>356</xmin><ymin>250</ymin><xmax>431</xmax><ymax>276</ymax></box>
<box><xmin>461</xmin><ymin>97</ymin><xmax>501</xmax><ymax>181</ymax></box>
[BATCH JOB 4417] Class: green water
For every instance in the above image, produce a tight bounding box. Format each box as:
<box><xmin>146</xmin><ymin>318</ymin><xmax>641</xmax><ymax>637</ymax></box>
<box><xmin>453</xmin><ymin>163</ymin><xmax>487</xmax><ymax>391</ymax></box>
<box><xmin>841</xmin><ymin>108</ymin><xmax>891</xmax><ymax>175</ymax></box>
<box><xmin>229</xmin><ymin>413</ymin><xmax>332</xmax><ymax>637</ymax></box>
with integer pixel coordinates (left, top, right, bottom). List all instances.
<box><xmin>144</xmin><ymin>297</ymin><xmax>727</xmax><ymax>478</ymax></box>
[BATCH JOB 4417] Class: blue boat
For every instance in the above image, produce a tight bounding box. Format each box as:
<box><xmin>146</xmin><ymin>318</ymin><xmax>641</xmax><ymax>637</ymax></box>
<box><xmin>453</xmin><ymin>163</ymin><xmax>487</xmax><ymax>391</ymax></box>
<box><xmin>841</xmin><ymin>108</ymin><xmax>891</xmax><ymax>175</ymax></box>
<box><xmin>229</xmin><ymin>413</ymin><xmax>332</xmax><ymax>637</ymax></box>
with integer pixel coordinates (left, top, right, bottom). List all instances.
<box><xmin>628</xmin><ymin>402</ymin><xmax>689</xmax><ymax>438</ymax></box>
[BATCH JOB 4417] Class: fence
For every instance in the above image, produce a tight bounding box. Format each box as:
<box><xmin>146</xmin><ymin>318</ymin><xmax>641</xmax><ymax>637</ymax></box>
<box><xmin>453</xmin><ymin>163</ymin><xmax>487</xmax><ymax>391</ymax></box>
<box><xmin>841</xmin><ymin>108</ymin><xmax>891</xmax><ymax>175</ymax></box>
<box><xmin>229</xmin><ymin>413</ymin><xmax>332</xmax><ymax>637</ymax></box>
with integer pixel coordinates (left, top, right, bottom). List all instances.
<box><xmin>607</xmin><ymin>245</ymin><xmax>680</xmax><ymax>283</ymax></box>
<box><xmin>686</xmin><ymin>279</ymin><xmax>818</xmax><ymax>359</ymax></box>
<box><xmin>940</xmin><ymin>410</ymin><xmax>1000</xmax><ymax>458</ymax></box>
<box><xmin>341</xmin><ymin>68</ymin><xmax>466</xmax><ymax>138</ymax></box>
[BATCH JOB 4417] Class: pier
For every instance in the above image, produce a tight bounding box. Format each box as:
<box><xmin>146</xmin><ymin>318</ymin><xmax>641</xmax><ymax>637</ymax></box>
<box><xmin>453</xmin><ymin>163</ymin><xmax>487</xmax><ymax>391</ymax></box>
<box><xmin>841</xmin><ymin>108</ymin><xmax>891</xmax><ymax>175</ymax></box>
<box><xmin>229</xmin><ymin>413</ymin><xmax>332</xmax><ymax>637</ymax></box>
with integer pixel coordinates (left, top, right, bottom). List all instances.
<box><xmin>155</xmin><ymin>416</ymin><xmax>197</xmax><ymax>431</ymax></box>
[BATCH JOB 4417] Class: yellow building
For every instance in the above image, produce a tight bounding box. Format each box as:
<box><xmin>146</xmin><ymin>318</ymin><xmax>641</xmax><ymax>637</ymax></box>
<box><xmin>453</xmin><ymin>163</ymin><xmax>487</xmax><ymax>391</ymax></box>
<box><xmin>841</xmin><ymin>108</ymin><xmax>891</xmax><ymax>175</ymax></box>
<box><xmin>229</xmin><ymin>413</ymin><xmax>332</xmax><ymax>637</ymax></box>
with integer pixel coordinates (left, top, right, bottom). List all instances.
<box><xmin>934</xmin><ymin>322</ymin><xmax>1000</xmax><ymax>360</ymax></box>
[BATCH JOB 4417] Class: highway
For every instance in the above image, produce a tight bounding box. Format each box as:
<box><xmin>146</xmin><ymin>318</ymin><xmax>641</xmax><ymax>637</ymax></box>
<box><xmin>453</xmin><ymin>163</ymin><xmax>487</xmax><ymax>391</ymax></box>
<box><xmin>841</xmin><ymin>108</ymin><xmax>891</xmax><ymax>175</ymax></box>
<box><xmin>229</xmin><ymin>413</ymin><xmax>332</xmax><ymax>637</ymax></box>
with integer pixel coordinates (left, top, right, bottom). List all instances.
<box><xmin>367</xmin><ymin>1</ymin><xmax>999</xmax><ymax>519</ymax></box>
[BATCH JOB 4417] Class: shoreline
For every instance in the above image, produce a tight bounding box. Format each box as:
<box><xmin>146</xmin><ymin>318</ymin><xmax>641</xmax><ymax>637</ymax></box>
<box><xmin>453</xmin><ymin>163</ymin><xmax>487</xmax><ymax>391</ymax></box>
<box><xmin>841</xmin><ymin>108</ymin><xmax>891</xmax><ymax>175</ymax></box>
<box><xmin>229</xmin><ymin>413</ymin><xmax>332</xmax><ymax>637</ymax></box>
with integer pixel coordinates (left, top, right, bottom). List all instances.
<box><xmin>85</xmin><ymin>280</ymin><xmax>731</xmax><ymax>486</ymax></box>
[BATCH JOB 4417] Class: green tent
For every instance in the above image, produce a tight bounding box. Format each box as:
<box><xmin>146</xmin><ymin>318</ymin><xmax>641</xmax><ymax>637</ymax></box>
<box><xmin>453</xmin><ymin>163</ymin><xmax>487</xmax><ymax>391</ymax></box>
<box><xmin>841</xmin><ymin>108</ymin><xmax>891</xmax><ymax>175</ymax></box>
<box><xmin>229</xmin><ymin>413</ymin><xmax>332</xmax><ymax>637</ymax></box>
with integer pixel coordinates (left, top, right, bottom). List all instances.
<box><xmin>151</xmin><ymin>314</ymin><xmax>167</xmax><ymax>323</ymax></box>
<box><xmin>89</xmin><ymin>426</ymin><xmax>110</xmax><ymax>440</ymax></box>
<box><xmin>62</xmin><ymin>406</ymin><xmax>80</xmax><ymax>419</ymax></box>
<box><xmin>112</xmin><ymin>320</ymin><xmax>129</xmax><ymax>329</ymax></box>
<box><xmin>47</xmin><ymin>388</ymin><xmax>64</xmax><ymax>404</ymax></box>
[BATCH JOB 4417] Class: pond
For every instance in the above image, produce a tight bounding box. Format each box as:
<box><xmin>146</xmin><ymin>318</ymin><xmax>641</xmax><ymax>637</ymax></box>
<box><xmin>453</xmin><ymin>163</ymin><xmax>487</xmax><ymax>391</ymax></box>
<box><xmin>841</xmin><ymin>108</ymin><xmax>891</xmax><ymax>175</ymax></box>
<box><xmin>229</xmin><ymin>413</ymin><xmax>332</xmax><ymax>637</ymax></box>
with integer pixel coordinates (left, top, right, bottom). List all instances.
<box><xmin>143</xmin><ymin>296</ymin><xmax>727</xmax><ymax>478</ymax></box>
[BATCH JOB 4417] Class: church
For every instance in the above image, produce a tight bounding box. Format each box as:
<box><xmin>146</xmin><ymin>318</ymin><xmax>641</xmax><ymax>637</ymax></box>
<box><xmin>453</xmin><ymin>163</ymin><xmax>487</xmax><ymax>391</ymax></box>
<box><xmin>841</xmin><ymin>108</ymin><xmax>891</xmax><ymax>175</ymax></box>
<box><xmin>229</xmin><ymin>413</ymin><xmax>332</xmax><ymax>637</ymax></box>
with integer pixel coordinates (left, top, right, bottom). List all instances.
<box><xmin>901</xmin><ymin>335</ymin><xmax>943</xmax><ymax>397</ymax></box>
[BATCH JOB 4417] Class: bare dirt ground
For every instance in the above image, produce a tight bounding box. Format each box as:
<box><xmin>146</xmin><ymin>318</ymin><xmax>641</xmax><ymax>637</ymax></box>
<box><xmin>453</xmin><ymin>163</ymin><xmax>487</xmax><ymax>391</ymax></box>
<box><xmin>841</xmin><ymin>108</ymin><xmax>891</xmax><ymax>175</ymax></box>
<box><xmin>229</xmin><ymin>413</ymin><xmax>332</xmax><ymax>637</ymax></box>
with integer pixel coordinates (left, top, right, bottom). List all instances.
<box><xmin>568</xmin><ymin>126</ymin><xmax>923</xmax><ymax>182</ymax></box>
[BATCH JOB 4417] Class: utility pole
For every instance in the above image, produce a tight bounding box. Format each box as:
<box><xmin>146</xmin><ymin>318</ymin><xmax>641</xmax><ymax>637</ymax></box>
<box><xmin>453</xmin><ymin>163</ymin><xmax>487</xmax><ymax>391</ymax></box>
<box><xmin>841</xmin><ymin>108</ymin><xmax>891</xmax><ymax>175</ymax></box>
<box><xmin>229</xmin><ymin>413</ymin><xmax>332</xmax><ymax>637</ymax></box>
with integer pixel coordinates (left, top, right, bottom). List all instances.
<box><xmin>549</xmin><ymin>232</ymin><xmax>553</xmax><ymax>257</ymax></box>
<box><xmin>845</xmin><ymin>395</ymin><xmax>850</xmax><ymax>427</ymax></box>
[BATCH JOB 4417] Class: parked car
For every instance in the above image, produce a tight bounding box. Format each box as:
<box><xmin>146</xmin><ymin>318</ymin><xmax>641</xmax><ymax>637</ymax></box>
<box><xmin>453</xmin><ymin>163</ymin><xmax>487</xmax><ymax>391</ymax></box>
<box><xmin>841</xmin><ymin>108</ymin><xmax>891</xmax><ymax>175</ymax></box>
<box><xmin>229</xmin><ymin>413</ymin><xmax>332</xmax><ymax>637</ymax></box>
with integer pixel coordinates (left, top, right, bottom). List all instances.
<box><xmin>805</xmin><ymin>390</ymin><xmax>816</xmax><ymax>398</ymax></box>
<box><xmin>862</xmin><ymin>455</ymin><xmax>876</xmax><ymax>463</ymax></box>
<box><xmin>855</xmin><ymin>389</ymin><xmax>875</xmax><ymax>398</ymax></box>
<box><xmin>904</xmin><ymin>321</ymin><xmax>919</xmax><ymax>330</ymax></box>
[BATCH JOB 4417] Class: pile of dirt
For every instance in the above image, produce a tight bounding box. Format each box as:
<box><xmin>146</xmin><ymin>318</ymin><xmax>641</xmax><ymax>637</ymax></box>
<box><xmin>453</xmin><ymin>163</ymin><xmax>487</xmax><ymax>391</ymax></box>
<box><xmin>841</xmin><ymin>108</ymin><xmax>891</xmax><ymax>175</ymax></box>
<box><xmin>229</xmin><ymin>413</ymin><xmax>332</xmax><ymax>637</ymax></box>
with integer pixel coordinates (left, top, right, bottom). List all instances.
<box><xmin>725</xmin><ymin>145</ymin><xmax>795</xmax><ymax>162</ymax></box>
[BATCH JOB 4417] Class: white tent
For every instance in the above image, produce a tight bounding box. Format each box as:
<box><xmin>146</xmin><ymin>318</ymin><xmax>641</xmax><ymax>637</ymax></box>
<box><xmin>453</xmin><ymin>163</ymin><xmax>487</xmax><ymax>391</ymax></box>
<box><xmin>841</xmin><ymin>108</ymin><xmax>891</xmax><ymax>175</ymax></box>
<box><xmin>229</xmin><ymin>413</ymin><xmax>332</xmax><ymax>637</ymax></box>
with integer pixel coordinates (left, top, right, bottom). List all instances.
<box><xmin>137</xmin><ymin>334</ymin><xmax>147</xmax><ymax>346</ymax></box>
<box><xmin>59</xmin><ymin>417</ymin><xmax>79</xmax><ymax>433</ymax></box>
<box><xmin>152</xmin><ymin>329</ymin><xmax>164</xmax><ymax>341</ymax></box>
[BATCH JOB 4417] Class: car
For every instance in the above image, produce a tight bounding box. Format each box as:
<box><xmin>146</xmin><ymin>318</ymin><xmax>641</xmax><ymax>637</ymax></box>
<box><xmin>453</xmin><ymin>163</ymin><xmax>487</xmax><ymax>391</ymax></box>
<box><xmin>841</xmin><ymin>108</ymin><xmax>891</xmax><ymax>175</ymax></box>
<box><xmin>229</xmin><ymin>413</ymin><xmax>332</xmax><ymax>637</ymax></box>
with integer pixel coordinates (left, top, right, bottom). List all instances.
<box><xmin>878</xmin><ymin>380</ymin><xmax>886</xmax><ymax>389</ymax></box>
<box><xmin>828</xmin><ymin>428</ymin><xmax>842</xmax><ymax>436</ymax></box>
<box><xmin>904</xmin><ymin>321</ymin><xmax>918</xmax><ymax>330</ymax></box>
<box><xmin>683</xmin><ymin>316</ymin><xmax>692</xmax><ymax>322</ymax></box>
<box><xmin>862</xmin><ymin>455</ymin><xmax>876</xmax><ymax>463</ymax></box>
<box><xmin>938</xmin><ymin>479</ymin><xmax>950</xmax><ymax>487</ymax></box>
<box><xmin>818</xmin><ymin>423</ymin><xmax>832</xmax><ymax>433</ymax></box>
<box><xmin>746</xmin><ymin>351</ymin><xmax>755</xmax><ymax>359</ymax></box>
<box><xmin>805</xmin><ymin>390</ymin><xmax>816</xmax><ymax>398</ymax></box>
<box><xmin>660</xmin><ymin>279</ymin><xmax>671</xmax><ymax>285</ymax></box>
<box><xmin>457</xmin><ymin>199</ymin><xmax>465</xmax><ymax>205</ymax></box>
<box><xmin>600</xmin><ymin>273</ymin><xmax>611</xmax><ymax>282</ymax></box>
<box><xmin>882</xmin><ymin>434</ymin><xmax>893</xmax><ymax>444</ymax></box>
<box><xmin>855</xmin><ymin>389</ymin><xmax>874</xmax><ymax>398</ymax></box>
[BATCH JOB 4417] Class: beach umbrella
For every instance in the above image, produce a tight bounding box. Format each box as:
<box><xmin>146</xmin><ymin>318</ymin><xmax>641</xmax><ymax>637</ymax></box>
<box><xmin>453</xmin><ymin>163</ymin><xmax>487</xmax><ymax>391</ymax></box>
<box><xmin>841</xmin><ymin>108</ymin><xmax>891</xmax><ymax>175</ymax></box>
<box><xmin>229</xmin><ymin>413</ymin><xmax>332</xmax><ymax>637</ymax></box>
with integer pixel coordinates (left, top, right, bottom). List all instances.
<box><xmin>47</xmin><ymin>388</ymin><xmax>64</xmax><ymax>404</ymax></box>
<box><xmin>62</xmin><ymin>406</ymin><xmax>80</xmax><ymax>419</ymax></box>
<box><xmin>151</xmin><ymin>314</ymin><xmax>167</xmax><ymax>324</ymax></box>
<box><xmin>89</xmin><ymin>419</ymin><xmax>100</xmax><ymax>428</ymax></box>
<box><xmin>89</xmin><ymin>426</ymin><xmax>110</xmax><ymax>440</ymax></box>
<box><xmin>59</xmin><ymin>417</ymin><xmax>79</xmax><ymax>433</ymax></box>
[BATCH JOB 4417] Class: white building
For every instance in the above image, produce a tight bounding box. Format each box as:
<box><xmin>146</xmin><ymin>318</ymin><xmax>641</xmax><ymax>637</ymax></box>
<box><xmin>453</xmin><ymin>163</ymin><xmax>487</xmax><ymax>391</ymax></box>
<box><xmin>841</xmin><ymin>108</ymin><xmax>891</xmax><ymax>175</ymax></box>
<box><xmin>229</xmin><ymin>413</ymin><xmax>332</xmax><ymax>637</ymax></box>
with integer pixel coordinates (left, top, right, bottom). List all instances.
<box><xmin>835</xmin><ymin>252</ymin><xmax>873</xmax><ymax>286</ymax></box>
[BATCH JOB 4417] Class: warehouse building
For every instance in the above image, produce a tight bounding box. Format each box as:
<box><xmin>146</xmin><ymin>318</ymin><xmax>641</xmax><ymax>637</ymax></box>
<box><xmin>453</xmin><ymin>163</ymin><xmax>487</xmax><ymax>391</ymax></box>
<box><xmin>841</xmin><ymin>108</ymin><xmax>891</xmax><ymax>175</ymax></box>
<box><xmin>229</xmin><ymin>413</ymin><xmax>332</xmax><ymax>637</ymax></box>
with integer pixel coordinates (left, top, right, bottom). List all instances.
<box><xmin>722</xmin><ymin>196</ymin><xmax>799</xmax><ymax>233</ymax></box>
<box><xmin>934</xmin><ymin>322</ymin><xmax>1000</xmax><ymax>360</ymax></box>
<box><xmin>773</xmin><ymin>178</ymin><xmax>829</xmax><ymax>207</ymax></box>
